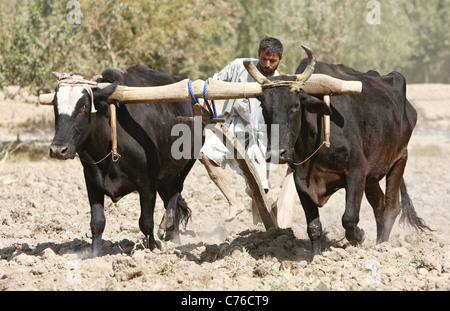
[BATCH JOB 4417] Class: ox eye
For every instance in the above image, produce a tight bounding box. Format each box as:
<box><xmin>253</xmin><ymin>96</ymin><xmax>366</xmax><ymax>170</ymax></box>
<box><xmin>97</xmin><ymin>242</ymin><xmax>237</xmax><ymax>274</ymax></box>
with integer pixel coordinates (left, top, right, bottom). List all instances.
<box><xmin>291</xmin><ymin>102</ymin><xmax>301</xmax><ymax>111</ymax></box>
<box><xmin>81</xmin><ymin>104</ymin><xmax>89</xmax><ymax>112</ymax></box>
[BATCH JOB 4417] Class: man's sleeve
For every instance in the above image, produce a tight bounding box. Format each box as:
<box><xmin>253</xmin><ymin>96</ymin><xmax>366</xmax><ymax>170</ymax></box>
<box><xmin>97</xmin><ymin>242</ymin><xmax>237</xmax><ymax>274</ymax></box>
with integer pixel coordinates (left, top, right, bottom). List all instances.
<box><xmin>212</xmin><ymin>60</ymin><xmax>238</xmax><ymax>82</ymax></box>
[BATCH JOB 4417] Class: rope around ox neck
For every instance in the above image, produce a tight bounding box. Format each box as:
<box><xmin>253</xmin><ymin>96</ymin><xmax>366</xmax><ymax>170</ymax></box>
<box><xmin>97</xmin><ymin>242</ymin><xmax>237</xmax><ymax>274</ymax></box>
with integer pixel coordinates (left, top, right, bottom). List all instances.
<box><xmin>292</xmin><ymin>141</ymin><xmax>326</xmax><ymax>166</ymax></box>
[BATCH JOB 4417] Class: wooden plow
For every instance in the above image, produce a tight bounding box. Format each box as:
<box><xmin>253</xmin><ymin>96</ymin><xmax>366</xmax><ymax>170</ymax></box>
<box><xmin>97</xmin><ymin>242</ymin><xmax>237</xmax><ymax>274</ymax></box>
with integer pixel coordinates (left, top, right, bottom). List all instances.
<box><xmin>39</xmin><ymin>48</ymin><xmax>362</xmax><ymax>230</ymax></box>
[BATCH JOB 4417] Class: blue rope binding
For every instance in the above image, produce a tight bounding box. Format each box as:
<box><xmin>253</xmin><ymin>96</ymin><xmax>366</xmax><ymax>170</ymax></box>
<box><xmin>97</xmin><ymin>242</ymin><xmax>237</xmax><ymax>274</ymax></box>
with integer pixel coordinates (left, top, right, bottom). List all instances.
<box><xmin>188</xmin><ymin>80</ymin><xmax>199</xmax><ymax>104</ymax></box>
<box><xmin>203</xmin><ymin>79</ymin><xmax>217</xmax><ymax>119</ymax></box>
<box><xmin>187</xmin><ymin>80</ymin><xmax>218</xmax><ymax>120</ymax></box>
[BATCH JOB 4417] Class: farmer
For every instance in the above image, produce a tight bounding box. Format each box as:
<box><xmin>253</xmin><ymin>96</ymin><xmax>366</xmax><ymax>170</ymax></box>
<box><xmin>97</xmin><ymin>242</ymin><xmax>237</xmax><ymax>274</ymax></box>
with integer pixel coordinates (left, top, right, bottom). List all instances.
<box><xmin>200</xmin><ymin>37</ymin><xmax>283</xmax><ymax>221</ymax></box>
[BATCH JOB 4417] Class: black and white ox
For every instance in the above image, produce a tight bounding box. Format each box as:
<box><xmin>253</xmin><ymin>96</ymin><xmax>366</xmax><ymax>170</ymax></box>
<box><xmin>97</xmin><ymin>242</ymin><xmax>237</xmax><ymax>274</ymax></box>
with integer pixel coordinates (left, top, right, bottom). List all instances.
<box><xmin>248</xmin><ymin>48</ymin><xmax>430</xmax><ymax>257</ymax></box>
<box><xmin>49</xmin><ymin>64</ymin><xmax>196</xmax><ymax>256</ymax></box>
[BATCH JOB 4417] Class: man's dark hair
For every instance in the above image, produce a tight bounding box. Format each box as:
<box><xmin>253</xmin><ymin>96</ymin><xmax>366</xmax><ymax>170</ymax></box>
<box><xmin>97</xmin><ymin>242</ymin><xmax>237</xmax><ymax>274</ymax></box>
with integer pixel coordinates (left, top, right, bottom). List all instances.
<box><xmin>258</xmin><ymin>37</ymin><xmax>283</xmax><ymax>58</ymax></box>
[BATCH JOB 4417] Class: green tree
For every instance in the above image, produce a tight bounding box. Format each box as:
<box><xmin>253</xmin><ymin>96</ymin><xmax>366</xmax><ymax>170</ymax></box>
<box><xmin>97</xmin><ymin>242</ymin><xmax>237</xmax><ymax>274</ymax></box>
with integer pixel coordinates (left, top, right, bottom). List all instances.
<box><xmin>0</xmin><ymin>0</ymin><xmax>448</xmax><ymax>96</ymax></box>
<box><xmin>0</xmin><ymin>1</ymin><xmax>87</xmax><ymax>94</ymax></box>
<box><xmin>128</xmin><ymin>0</ymin><xmax>240</xmax><ymax>79</ymax></box>
<box><xmin>82</xmin><ymin>0</ymin><xmax>135</xmax><ymax>69</ymax></box>
<box><xmin>402</xmin><ymin>0</ymin><xmax>450</xmax><ymax>83</ymax></box>
<box><xmin>233</xmin><ymin>0</ymin><xmax>277</xmax><ymax>58</ymax></box>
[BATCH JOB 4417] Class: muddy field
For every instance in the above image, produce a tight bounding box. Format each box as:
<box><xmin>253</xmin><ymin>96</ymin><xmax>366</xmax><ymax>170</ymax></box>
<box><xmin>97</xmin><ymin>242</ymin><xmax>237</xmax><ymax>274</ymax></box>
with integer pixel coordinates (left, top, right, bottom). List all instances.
<box><xmin>0</xmin><ymin>84</ymin><xmax>449</xmax><ymax>291</ymax></box>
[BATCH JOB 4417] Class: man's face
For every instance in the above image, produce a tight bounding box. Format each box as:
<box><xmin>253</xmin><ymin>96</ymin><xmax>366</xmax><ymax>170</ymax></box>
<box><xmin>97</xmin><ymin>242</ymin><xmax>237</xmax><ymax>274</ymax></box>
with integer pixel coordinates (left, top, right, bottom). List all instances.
<box><xmin>257</xmin><ymin>51</ymin><xmax>282</xmax><ymax>77</ymax></box>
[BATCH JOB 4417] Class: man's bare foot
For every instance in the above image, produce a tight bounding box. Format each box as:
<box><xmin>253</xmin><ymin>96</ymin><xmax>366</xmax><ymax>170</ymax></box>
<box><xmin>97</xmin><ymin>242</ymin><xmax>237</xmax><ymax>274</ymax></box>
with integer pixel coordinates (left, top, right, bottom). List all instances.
<box><xmin>225</xmin><ymin>205</ymin><xmax>245</xmax><ymax>222</ymax></box>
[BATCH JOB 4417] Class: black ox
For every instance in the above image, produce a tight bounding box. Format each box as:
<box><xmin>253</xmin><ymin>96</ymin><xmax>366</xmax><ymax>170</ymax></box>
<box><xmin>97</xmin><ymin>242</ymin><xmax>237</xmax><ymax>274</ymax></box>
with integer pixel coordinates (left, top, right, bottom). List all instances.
<box><xmin>253</xmin><ymin>57</ymin><xmax>430</xmax><ymax>257</ymax></box>
<box><xmin>50</xmin><ymin>64</ymin><xmax>196</xmax><ymax>257</ymax></box>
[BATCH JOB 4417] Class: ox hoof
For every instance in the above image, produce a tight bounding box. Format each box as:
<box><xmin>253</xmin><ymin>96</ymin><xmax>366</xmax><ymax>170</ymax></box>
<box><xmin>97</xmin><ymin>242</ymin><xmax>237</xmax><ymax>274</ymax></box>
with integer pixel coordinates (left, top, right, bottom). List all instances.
<box><xmin>90</xmin><ymin>237</ymin><xmax>103</xmax><ymax>257</ymax></box>
<box><xmin>158</xmin><ymin>225</ymin><xmax>175</xmax><ymax>241</ymax></box>
<box><xmin>157</xmin><ymin>227</ymin><xmax>165</xmax><ymax>240</ymax></box>
<box><xmin>310</xmin><ymin>241</ymin><xmax>323</xmax><ymax>259</ymax></box>
<box><xmin>346</xmin><ymin>227</ymin><xmax>366</xmax><ymax>245</ymax></box>
<box><xmin>90</xmin><ymin>247</ymin><xmax>102</xmax><ymax>258</ymax></box>
<box><xmin>143</xmin><ymin>234</ymin><xmax>159</xmax><ymax>251</ymax></box>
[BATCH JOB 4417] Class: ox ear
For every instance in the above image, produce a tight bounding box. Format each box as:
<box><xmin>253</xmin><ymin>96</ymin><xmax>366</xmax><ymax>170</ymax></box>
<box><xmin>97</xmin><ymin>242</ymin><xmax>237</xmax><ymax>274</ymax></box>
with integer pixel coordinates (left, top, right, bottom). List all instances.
<box><xmin>303</xmin><ymin>95</ymin><xmax>331</xmax><ymax>115</ymax></box>
<box><xmin>97</xmin><ymin>82</ymin><xmax>118</xmax><ymax>97</ymax></box>
<box><xmin>254</xmin><ymin>92</ymin><xmax>264</xmax><ymax>102</ymax></box>
<box><xmin>93</xmin><ymin>82</ymin><xmax>119</xmax><ymax>112</ymax></box>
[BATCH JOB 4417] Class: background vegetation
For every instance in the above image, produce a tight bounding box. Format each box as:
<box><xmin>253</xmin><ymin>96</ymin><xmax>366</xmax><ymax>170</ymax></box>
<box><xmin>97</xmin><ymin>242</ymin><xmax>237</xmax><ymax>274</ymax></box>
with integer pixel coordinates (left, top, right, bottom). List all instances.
<box><xmin>0</xmin><ymin>0</ymin><xmax>448</xmax><ymax>95</ymax></box>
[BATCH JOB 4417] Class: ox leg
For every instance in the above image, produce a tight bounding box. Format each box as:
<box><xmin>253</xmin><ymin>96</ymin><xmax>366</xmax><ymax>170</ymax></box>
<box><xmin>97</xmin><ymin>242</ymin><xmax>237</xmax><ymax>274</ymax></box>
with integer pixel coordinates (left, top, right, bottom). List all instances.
<box><xmin>158</xmin><ymin>160</ymin><xmax>194</xmax><ymax>243</ymax></box>
<box><xmin>342</xmin><ymin>171</ymin><xmax>366</xmax><ymax>245</ymax></box>
<box><xmin>365</xmin><ymin>182</ymin><xmax>386</xmax><ymax>242</ymax></box>
<box><xmin>158</xmin><ymin>192</ymin><xmax>181</xmax><ymax>244</ymax></box>
<box><xmin>138</xmin><ymin>183</ymin><xmax>158</xmax><ymax>251</ymax></box>
<box><xmin>302</xmin><ymin>200</ymin><xmax>323</xmax><ymax>257</ymax></box>
<box><xmin>86</xmin><ymin>181</ymin><xmax>105</xmax><ymax>257</ymax></box>
<box><xmin>377</xmin><ymin>156</ymin><xmax>407</xmax><ymax>243</ymax></box>
<box><xmin>294</xmin><ymin>175</ymin><xmax>323</xmax><ymax>257</ymax></box>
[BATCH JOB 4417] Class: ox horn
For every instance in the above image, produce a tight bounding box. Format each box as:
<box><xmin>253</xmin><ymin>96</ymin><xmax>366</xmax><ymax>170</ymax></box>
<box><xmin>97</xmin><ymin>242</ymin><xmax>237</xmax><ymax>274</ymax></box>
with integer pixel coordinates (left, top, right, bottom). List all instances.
<box><xmin>91</xmin><ymin>74</ymin><xmax>103</xmax><ymax>82</ymax></box>
<box><xmin>295</xmin><ymin>44</ymin><xmax>316</xmax><ymax>84</ymax></box>
<box><xmin>52</xmin><ymin>72</ymin><xmax>63</xmax><ymax>80</ymax></box>
<box><xmin>243</xmin><ymin>60</ymin><xmax>271</xmax><ymax>85</ymax></box>
<box><xmin>244</xmin><ymin>44</ymin><xmax>316</xmax><ymax>86</ymax></box>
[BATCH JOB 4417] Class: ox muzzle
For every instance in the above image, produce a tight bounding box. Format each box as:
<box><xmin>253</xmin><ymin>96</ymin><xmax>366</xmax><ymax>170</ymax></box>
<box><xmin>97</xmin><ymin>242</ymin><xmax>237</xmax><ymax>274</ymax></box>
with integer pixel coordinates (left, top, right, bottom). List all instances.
<box><xmin>49</xmin><ymin>143</ymin><xmax>76</xmax><ymax>160</ymax></box>
<box><xmin>266</xmin><ymin>148</ymin><xmax>291</xmax><ymax>165</ymax></box>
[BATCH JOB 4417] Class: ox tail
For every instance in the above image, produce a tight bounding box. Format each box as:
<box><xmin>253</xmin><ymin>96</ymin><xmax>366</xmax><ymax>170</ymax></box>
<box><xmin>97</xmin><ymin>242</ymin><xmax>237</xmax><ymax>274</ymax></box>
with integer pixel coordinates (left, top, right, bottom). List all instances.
<box><xmin>399</xmin><ymin>179</ymin><xmax>432</xmax><ymax>231</ymax></box>
<box><xmin>177</xmin><ymin>194</ymin><xmax>191</xmax><ymax>229</ymax></box>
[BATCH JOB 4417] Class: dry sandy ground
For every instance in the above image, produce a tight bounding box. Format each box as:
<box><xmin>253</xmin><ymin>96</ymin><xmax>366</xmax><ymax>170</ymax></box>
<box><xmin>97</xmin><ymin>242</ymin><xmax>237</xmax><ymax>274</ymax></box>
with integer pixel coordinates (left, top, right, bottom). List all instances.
<box><xmin>0</xmin><ymin>84</ymin><xmax>449</xmax><ymax>291</ymax></box>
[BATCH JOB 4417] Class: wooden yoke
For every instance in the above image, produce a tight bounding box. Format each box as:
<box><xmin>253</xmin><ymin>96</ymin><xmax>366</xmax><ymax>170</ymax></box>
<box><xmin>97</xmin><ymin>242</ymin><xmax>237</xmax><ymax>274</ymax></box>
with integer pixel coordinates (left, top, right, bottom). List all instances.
<box><xmin>38</xmin><ymin>77</ymin><xmax>361</xmax><ymax>106</ymax></box>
